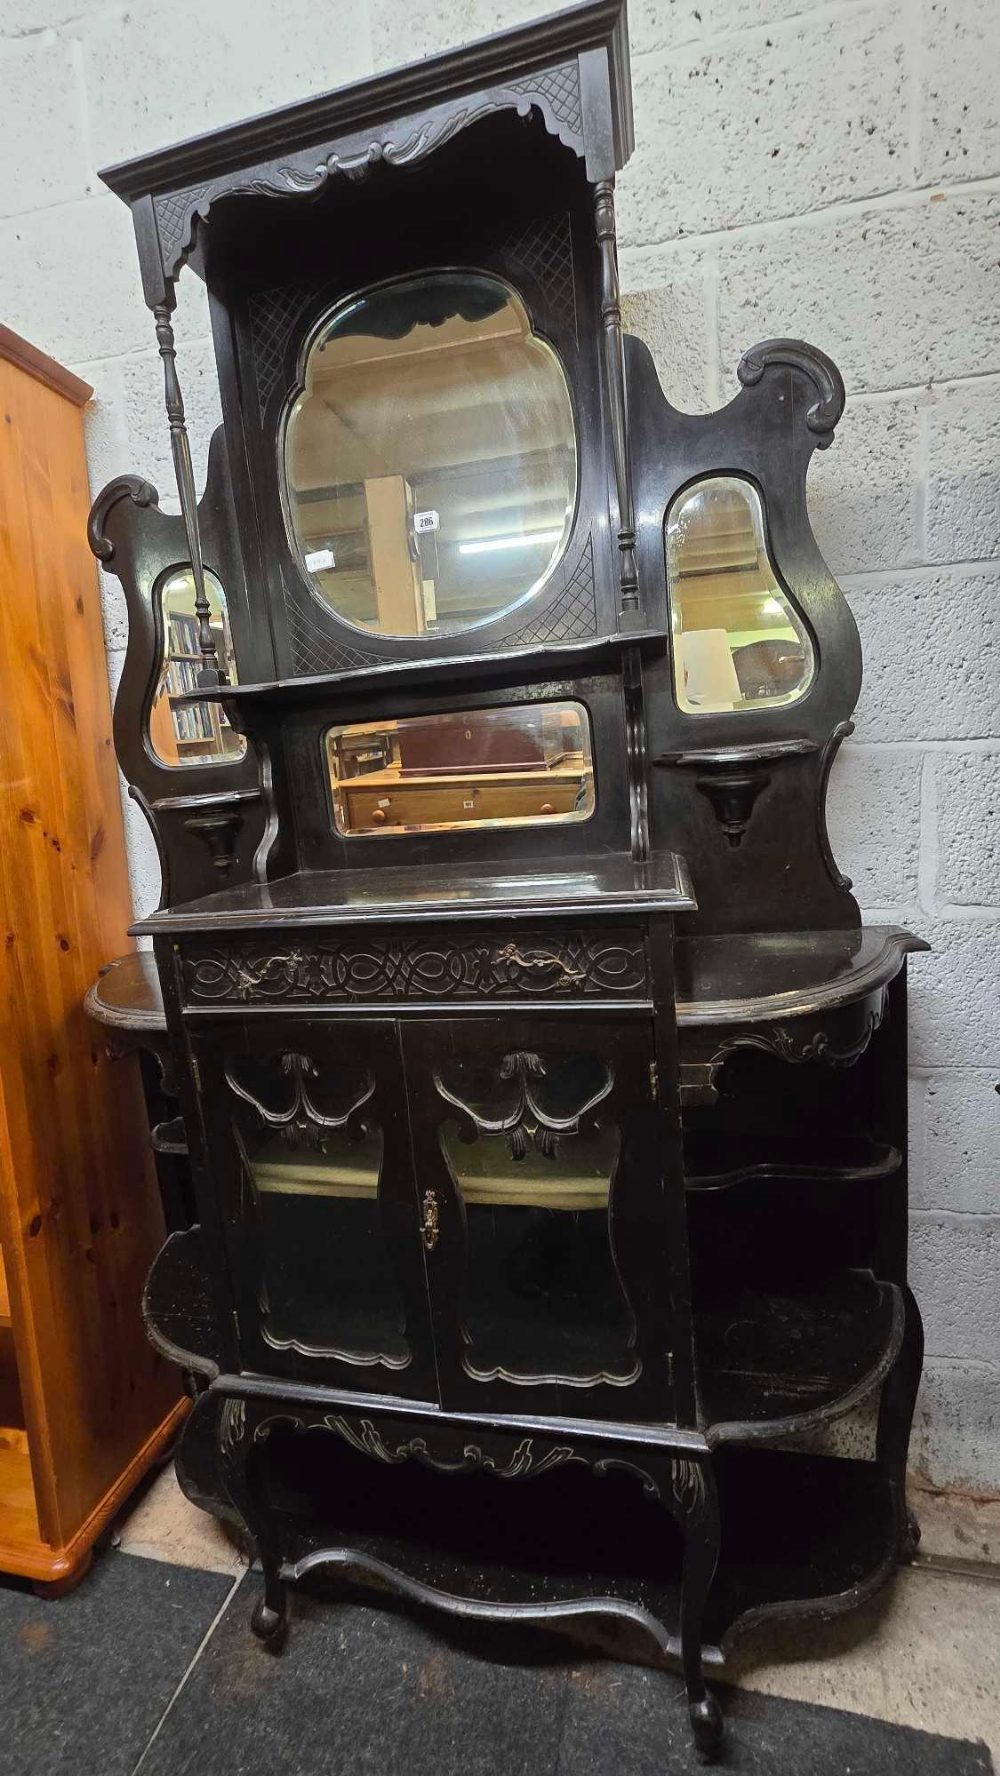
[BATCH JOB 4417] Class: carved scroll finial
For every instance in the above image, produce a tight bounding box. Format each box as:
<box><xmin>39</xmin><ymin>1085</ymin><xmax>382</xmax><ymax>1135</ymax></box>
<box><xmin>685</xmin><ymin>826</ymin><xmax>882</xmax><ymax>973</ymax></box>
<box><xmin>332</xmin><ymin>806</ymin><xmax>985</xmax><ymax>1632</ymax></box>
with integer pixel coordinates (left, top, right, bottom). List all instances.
<box><xmin>737</xmin><ymin>339</ymin><xmax>846</xmax><ymax>446</ymax></box>
<box><xmin>152</xmin><ymin>299</ymin><xmax>224</xmax><ymax>687</ymax></box>
<box><xmin>86</xmin><ymin>474</ymin><xmax>158</xmax><ymax>564</ymax></box>
<box><xmin>593</xmin><ymin>179</ymin><xmax>639</xmax><ymax>616</ymax></box>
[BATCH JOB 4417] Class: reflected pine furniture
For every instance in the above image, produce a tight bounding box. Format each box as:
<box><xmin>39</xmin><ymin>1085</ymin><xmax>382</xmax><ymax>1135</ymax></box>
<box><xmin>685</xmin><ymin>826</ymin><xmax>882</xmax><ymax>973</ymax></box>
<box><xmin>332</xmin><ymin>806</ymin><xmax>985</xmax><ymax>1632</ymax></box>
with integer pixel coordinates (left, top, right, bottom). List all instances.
<box><xmin>86</xmin><ymin>1</ymin><xmax>925</xmax><ymax>1758</ymax></box>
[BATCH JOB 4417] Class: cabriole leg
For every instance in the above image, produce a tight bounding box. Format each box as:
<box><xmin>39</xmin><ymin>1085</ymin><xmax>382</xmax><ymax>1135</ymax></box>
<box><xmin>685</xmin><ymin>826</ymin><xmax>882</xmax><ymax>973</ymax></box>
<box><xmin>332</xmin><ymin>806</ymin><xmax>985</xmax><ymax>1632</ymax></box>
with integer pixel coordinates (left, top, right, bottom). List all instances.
<box><xmin>664</xmin><ymin>1454</ymin><xmax>723</xmax><ymax>1761</ymax></box>
<box><xmin>217</xmin><ymin>1397</ymin><xmax>289</xmax><ymax>1651</ymax></box>
<box><xmin>680</xmin><ymin>1462</ymin><xmax>723</xmax><ymax>1761</ymax></box>
<box><xmin>877</xmin><ymin>1286</ymin><xmax>925</xmax><ymax>1564</ymax></box>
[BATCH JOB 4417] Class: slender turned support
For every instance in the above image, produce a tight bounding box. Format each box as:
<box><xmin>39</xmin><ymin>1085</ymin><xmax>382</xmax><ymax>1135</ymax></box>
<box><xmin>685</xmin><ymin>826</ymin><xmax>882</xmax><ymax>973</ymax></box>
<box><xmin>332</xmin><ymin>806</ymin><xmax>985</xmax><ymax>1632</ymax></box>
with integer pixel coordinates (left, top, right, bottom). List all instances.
<box><xmin>623</xmin><ymin>644</ymin><xmax>650</xmax><ymax>862</ymax></box>
<box><xmin>152</xmin><ymin>296</ymin><xmax>224</xmax><ymax>688</ymax></box>
<box><xmin>593</xmin><ymin>178</ymin><xmax>639</xmax><ymax>618</ymax></box>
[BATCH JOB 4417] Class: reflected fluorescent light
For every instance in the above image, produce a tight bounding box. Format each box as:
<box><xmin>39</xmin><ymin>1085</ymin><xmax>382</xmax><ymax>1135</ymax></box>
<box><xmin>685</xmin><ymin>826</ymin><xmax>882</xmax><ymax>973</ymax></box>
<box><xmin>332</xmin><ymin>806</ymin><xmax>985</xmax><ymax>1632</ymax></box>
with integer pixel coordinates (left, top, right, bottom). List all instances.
<box><xmin>459</xmin><ymin>529</ymin><xmax>563</xmax><ymax>556</ymax></box>
<box><xmin>761</xmin><ymin>596</ymin><xmax>784</xmax><ymax>615</ymax></box>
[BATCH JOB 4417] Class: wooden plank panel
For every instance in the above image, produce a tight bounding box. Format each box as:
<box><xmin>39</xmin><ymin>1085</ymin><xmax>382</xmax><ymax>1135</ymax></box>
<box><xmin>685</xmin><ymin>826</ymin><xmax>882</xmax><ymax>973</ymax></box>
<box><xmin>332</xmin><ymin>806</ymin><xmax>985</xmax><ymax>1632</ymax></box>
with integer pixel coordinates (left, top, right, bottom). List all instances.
<box><xmin>0</xmin><ymin>1427</ymin><xmax>41</xmax><ymax>1551</ymax></box>
<box><xmin>0</xmin><ymin>355</ymin><xmax>180</xmax><ymax>1555</ymax></box>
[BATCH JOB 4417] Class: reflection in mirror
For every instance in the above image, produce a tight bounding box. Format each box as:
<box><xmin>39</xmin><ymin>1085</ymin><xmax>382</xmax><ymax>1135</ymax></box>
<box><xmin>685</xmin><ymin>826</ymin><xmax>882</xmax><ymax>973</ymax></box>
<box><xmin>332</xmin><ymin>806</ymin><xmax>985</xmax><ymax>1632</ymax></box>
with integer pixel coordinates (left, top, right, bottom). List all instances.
<box><xmin>665</xmin><ymin>476</ymin><xmax>815</xmax><ymax>714</ymax></box>
<box><xmin>435</xmin><ymin>1048</ymin><xmax>636</xmax><ymax>1385</ymax></box>
<box><xmin>148</xmin><ymin>568</ymin><xmax>246</xmax><ymax>766</ymax></box>
<box><xmin>325</xmin><ymin>701</ymin><xmax>595</xmax><ymax>837</ymax></box>
<box><xmin>440</xmin><ymin>1114</ymin><xmax>634</xmax><ymax>1384</ymax></box>
<box><xmin>283</xmin><ymin>271</ymin><xmax>577</xmax><ymax>637</ymax></box>
<box><xmin>241</xmin><ymin>1121</ymin><xmax>409</xmax><ymax>1366</ymax></box>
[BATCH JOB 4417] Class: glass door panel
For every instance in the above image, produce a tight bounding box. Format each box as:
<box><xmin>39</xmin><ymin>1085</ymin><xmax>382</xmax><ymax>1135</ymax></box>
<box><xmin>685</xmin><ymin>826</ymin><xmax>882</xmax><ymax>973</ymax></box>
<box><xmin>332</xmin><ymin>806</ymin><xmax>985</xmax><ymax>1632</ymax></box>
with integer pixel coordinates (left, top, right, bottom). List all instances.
<box><xmin>402</xmin><ymin>1019</ymin><xmax>672</xmax><ymax>1415</ymax></box>
<box><xmin>193</xmin><ymin>1019</ymin><xmax>436</xmax><ymax>1398</ymax></box>
<box><xmin>440</xmin><ymin>1112</ymin><xmax>633</xmax><ymax>1383</ymax></box>
<box><xmin>237</xmin><ymin>1110</ymin><xmax>406</xmax><ymax>1366</ymax></box>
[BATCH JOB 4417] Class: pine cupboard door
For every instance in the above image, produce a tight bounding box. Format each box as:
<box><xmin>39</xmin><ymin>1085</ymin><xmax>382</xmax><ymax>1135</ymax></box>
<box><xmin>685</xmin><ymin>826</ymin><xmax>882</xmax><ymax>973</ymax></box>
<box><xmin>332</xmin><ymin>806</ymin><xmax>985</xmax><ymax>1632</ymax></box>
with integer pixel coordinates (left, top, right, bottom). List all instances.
<box><xmin>191</xmin><ymin>1019</ymin><xmax>437</xmax><ymax>1400</ymax></box>
<box><xmin>401</xmin><ymin>1017</ymin><xmax>682</xmax><ymax>1421</ymax></box>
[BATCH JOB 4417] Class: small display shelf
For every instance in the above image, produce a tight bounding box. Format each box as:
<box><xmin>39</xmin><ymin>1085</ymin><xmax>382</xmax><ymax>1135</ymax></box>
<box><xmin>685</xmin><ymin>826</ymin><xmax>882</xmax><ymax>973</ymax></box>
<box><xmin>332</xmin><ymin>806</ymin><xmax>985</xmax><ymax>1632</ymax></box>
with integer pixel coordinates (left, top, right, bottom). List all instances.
<box><xmin>683</xmin><ymin>1133</ymin><xmax>901</xmax><ymax>1191</ymax></box>
<box><xmin>695</xmin><ymin>1269</ymin><xmax>904</xmax><ymax>1440</ymax></box>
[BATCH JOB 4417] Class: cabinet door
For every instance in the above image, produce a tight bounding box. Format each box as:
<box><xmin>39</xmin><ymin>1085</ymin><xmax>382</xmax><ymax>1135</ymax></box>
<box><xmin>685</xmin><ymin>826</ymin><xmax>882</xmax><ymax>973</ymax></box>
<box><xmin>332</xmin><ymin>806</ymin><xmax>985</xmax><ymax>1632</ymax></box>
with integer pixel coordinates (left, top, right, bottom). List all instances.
<box><xmin>192</xmin><ymin>1019</ymin><xmax>436</xmax><ymax>1399</ymax></box>
<box><xmin>401</xmin><ymin>1017</ymin><xmax>682</xmax><ymax>1419</ymax></box>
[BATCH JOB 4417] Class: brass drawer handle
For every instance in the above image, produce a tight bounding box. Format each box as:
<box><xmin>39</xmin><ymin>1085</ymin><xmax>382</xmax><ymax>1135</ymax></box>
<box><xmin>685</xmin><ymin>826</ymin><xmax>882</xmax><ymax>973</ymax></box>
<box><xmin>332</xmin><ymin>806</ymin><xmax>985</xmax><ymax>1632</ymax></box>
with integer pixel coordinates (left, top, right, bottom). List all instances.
<box><xmin>421</xmin><ymin>1189</ymin><xmax>440</xmax><ymax>1252</ymax></box>
<box><xmin>492</xmin><ymin>942</ymin><xmax>585</xmax><ymax>985</ymax></box>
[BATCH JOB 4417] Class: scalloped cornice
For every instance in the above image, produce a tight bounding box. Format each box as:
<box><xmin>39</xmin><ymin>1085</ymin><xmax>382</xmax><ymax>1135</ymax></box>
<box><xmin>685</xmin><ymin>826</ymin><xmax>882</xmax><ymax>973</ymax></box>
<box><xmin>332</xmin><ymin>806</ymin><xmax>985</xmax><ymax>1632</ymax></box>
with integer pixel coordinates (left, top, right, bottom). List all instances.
<box><xmin>148</xmin><ymin>73</ymin><xmax>585</xmax><ymax>283</ymax></box>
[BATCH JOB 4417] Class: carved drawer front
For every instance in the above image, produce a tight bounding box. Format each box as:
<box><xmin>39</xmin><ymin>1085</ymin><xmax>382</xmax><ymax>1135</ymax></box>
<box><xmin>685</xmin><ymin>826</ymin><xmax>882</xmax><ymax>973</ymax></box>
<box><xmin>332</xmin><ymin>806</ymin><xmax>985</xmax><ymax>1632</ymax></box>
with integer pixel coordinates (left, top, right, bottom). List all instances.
<box><xmin>178</xmin><ymin>926</ymin><xmax>650</xmax><ymax>1011</ymax></box>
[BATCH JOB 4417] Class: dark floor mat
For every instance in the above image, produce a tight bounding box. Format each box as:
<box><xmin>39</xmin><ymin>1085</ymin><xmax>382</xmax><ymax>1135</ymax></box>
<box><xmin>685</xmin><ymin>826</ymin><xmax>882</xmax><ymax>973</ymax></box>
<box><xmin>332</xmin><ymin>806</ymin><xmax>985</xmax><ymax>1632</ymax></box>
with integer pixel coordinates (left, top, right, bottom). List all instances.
<box><xmin>562</xmin><ymin>1666</ymin><xmax>995</xmax><ymax>1774</ymax></box>
<box><xmin>0</xmin><ymin>1551</ymin><xmax>233</xmax><ymax>1776</ymax></box>
<box><xmin>138</xmin><ymin>1573</ymin><xmax>994</xmax><ymax>1776</ymax></box>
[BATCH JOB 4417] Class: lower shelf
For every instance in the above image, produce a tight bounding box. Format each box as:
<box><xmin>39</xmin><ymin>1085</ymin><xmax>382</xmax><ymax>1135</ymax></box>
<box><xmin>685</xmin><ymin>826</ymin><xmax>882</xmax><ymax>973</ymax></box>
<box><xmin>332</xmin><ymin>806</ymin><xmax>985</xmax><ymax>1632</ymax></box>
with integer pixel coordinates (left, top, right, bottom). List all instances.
<box><xmin>239</xmin><ymin>1428</ymin><xmax>898</xmax><ymax>1663</ymax></box>
<box><xmin>696</xmin><ymin>1270</ymin><xmax>904</xmax><ymax>1440</ymax></box>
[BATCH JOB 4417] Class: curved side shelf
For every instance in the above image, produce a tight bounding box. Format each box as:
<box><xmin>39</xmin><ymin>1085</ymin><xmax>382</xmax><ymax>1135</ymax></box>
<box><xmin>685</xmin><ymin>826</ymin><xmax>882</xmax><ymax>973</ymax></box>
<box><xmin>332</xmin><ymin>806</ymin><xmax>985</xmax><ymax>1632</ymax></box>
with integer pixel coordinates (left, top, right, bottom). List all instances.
<box><xmin>696</xmin><ymin>1271</ymin><xmax>904</xmax><ymax>1446</ymax></box>
<box><xmin>142</xmin><ymin>1228</ymin><xmax>225</xmax><ymax>1379</ymax></box>
<box><xmin>151</xmin><ymin>1115</ymin><xmax>189</xmax><ymax>1156</ymax></box>
<box><xmin>684</xmin><ymin>1135</ymin><xmax>901</xmax><ymax>1192</ymax></box>
<box><xmin>85</xmin><ymin>951</ymin><xmax>167</xmax><ymax>1038</ymax></box>
<box><xmin>709</xmin><ymin>1449</ymin><xmax>898</xmax><ymax>1657</ymax></box>
<box><xmin>676</xmin><ymin>925</ymin><xmax>928</xmax><ymax>1028</ymax></box>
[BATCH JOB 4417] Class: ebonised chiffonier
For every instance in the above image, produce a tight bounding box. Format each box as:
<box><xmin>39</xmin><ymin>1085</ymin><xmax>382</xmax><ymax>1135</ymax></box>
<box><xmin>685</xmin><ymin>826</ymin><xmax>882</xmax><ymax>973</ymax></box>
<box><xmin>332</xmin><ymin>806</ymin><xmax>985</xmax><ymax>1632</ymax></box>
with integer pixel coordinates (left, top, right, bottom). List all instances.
<box><xmin>87</xmin><ymin>1</ymin><xmax>926</xmax><ymax>1757</ymax></box>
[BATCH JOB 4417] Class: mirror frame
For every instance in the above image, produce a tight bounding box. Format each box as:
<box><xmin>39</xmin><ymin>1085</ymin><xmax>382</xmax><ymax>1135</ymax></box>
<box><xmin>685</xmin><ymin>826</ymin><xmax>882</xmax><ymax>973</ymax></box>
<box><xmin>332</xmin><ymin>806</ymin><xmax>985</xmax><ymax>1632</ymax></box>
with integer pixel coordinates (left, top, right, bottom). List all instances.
<box><xmin>221</xmin><ymin>142</ymin><xmax>623</xmax><ymax>681</ymax></box>
<box><xmin>322</xmin><ymin>698</ymin><xmax>597</xmax><ymax>840</ymax></box>
<box><xmin>148</xmin><ymin>564</ymin><xmax>248</xmax><ymax>770</ymax></box>
<box><xmin>279</xmin><ymin>269</ymin><xmax>580</xmax><ymax>643</ymax></box>
<box><xmin>664</xmin><ymin>472</ymin><xmax>817</xmax><ymax>719</ymax></box>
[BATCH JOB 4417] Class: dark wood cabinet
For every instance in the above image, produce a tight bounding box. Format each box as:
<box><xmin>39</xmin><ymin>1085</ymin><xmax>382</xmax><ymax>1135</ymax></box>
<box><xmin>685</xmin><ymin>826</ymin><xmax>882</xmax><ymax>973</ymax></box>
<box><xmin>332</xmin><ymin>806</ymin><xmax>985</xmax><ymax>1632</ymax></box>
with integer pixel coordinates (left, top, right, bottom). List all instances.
<box><xmin>85</xmin><ymin>1</ymin><xmax>926</xmax><ymax>1759</ymax></box>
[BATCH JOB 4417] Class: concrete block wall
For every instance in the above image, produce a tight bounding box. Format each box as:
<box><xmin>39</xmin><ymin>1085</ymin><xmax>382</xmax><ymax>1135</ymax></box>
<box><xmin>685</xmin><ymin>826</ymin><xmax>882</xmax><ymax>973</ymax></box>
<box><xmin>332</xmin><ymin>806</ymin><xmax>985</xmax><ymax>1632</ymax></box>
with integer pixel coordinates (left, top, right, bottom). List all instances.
<box><xmin>0</xmin><ymin>0</ymin><xmax>996</xmax><ymax>1490</ymax></box>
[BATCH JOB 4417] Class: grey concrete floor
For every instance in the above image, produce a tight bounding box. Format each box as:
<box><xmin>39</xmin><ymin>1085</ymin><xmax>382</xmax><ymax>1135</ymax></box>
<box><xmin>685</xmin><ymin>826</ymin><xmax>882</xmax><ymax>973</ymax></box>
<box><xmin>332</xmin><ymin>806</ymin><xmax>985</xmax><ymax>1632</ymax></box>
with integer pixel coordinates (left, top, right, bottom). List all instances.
<box><xmin>114</xmin><ymin>1464</ymin><xmax>1000</xmax><ymax>1765</ymax></box>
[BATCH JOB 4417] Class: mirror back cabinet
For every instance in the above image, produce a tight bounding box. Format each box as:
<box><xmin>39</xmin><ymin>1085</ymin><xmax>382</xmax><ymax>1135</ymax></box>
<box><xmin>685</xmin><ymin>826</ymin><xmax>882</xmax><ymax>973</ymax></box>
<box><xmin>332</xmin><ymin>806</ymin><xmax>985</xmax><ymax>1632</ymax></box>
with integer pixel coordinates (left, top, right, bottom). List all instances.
<box><xmin>87</xmin><ymin>3</ymin><xmax>926</xmax><ymax>1758</ymax></box>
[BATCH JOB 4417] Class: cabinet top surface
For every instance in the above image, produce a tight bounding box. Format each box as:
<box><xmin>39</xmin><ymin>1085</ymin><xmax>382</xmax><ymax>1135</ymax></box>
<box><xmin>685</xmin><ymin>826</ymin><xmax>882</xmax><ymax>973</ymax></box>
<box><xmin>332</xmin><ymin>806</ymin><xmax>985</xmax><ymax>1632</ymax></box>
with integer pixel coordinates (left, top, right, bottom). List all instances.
<box><xmin>674</xmin><ymin>925</ymin><xmax>928</xmax><ymax>1024</ymax></box>
<box><xmin>131</xmin><ymin>851</ymin><xmax>696</xmax><ymax>937</ymax></box>
<box><xmin>88</xmin><ymin>922</ymin><xmax>926</xmax><ymax>1033</ymax></box>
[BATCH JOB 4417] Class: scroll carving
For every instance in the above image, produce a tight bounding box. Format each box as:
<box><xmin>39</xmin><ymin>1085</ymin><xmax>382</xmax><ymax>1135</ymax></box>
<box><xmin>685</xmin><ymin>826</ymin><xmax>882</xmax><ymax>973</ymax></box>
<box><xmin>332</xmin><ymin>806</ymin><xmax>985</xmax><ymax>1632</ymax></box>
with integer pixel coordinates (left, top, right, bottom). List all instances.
<box><xmin>87</xmin><ymin>475</ymin><xmax>159</xmax><ymax>564</ymax></box>
<box><xmin>434</xmin><ymin>1049</ymin><xmax>613</xmax><ymax>1159</ymax></box>
<box><xmin>224</xmin><ymin>1052</ymin><xmax>374</xmax><ymax>1149</ymax></box>
<box><xmin>316</xmin><ymin>1419</ymin><xmax>579</xmax><ymax>1479</ymax></box>
<box><xmin>152</xmin><ymin>69</ymin><xmax>584</xmax><ymax>283</ymax></box>
<box><xmin>737</xmin><ymin>338</ymin><xmax>846</xmax><ymax>446</ymax></box>
<box><xmin>183</xmin><ymin>932</ymin><xmax>648</xmax><ymax>1007</ymax></box>
<box><xmin>679</xmin><ymin>989</ymin><xmax>889</xmax><ymax>1104</ymax></box>
<box><xmin>242</xmin><ymin>1409</ymin><xmax>711</xmax><ymax>1519</ymax></box>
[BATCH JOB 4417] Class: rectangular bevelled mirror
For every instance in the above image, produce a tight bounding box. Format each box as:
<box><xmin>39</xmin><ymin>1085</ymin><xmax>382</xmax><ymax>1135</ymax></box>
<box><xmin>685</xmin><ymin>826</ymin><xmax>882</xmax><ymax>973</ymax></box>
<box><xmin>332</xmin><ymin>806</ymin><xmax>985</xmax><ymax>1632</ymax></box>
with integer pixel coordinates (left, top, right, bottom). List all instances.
<box><xmin>324</xmin><ymin>701</ymin><xmax>595</xmax><ymax>836</ymax></box>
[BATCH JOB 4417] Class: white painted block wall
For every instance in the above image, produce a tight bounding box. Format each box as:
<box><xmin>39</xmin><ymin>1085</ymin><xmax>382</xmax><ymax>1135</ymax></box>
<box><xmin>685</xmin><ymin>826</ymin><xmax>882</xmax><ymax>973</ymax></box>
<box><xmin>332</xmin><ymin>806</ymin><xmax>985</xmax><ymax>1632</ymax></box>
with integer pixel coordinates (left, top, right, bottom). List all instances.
<box><xmin>1</xmin><ymin>0</ymin><xmax>996</xmax><ymax>1490</ymax></box>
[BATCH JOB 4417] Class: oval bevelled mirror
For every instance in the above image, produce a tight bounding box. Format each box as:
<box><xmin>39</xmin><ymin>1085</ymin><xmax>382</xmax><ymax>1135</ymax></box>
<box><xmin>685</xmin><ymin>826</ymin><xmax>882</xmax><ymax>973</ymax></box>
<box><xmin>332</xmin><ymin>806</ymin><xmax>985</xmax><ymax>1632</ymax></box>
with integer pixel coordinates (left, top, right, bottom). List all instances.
<box><xmin>282</xmin><ymin>271</ymin><xmax>577</xmax><ymax>638</ymax></box>
<box><xmin>666</xmin><ymin>475</ymin><xmax>815</xmax><ymax>714</ymax></box>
